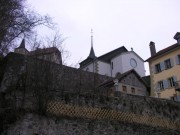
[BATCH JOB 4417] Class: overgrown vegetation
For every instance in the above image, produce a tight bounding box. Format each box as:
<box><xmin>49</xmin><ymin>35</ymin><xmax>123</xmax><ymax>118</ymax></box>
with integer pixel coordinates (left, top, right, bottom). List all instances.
<box><xmin>0</xmin><ymin>0</ymin><xmax>53</xmax><ymax>55</ymax></box>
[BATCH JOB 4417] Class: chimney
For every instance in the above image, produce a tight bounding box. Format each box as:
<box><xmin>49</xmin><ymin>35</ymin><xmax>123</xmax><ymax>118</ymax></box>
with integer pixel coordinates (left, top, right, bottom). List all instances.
<box><xmin>174</xmin><ymin>32</ymin><xmax>180</xmax><ymax>45</ymax></box>
<box><xmin>149</xmin><ymin>41</ymin><xmax>156</xmax><ymax>56</ymax></box>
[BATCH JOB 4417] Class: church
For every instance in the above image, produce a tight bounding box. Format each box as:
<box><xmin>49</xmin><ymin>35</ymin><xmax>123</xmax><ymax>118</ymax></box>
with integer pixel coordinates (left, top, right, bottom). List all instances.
<box><xmin>79</xmin><ymin>32</ymin><xmax>146</xmax><ymax>78</ymax></box>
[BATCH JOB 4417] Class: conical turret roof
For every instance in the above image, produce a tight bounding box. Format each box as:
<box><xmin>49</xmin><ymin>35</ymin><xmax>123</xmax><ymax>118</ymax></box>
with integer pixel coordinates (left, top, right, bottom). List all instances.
<box><xmin>88</xmin><ymin>46</ymin><xmax>96</xmax><ymax>59</ymax></box>
<box><xmin>18</xmin><ymin>39</ymin><xmax>25</xmax><ymax>48</ymax></box>
<box><xmin>88</xmin><ymin>29</ymin><xmax>96</xmax><ymax>59</ymax></box>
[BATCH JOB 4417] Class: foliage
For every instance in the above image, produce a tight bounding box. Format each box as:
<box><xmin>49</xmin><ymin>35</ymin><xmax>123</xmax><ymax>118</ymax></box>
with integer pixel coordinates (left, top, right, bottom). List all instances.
<box><xmin>0</xmin><ymin>0</ymin><xmax>53</xmax><ymax>55</ymax></box>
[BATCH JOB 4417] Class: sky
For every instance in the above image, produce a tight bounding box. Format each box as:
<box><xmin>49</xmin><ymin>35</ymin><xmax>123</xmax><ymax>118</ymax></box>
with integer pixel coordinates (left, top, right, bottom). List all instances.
<box><xmin>27</xmin><ymin>0</ymin><xmax>180</xmax><ymax>75</ymax></box>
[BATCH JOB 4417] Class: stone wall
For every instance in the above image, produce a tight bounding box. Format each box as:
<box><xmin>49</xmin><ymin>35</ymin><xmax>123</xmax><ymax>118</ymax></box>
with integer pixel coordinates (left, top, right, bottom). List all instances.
<box><xmin>3</xmin><ymin>113</ymin><xmax>180</xmax><ymax>135</ymax></box>
<box><xmin>0</xmin><ymin>53</ymin><xmax>110</xmax><ymax>110</ymax></box>
<box><xmin>50</xmin><ymin>92</ymin><xmax>180</xmax><ymax>123</ymax></box>
<box><xmin>0</xmin><ymin>53</ymin><xmax>109</xmax><ymax>94</ymax></box>
<box><xmin>1</xmin><ymin>53</ymin><xmax>180</xmax><ymax>134</ymax></box>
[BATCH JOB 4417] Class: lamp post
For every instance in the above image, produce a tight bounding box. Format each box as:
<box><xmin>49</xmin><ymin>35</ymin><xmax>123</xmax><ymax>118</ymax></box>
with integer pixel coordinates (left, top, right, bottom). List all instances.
<box><xmin>156</xmin><ymin>88</ymin><xmax>161</xmax><ymax>98</ymax></box>
<box><xmin>113</xmin><ymin>79</ymin><xmax>119</xmax><ymax>91</ymax></box>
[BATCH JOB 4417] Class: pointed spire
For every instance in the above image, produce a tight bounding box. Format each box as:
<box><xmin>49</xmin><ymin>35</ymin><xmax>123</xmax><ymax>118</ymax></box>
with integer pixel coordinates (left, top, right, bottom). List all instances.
<box><xmin>18</xmin><ymin>38</ymin><xmax>25</xmax><ymax>48</ymax></box>
<box><xmin>91</xmin><ymin>29</ymin><xmax>93</xmax><ymax>47</ymax></box>
<box><xmin>88</xmin><ymin>29</ymin><xmax>96</xmax><ymax>59</ymax></box>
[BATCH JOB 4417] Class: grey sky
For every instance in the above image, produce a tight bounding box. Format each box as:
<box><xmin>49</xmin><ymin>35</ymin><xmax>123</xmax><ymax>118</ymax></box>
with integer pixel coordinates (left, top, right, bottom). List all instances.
<box><xmin>27</xmin><ymin>0</ymin><xmax>180</xmax><ymax>75</ymax></box>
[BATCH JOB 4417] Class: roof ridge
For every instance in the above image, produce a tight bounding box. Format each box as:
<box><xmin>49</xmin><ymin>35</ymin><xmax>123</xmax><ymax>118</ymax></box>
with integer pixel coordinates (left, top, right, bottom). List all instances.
<box><xmin>98</xmin><ymin>46</ymin><xmax>127</xmax><ymax>58</ymax></box>
<box><xmin>97</xmin><ymin>46</ymin><xmax>128</xmax><ymax>62</ymax></box>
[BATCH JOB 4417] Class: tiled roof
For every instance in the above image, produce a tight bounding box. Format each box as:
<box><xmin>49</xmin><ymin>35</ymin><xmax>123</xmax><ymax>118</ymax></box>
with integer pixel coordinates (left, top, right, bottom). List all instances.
<box><xmin>146</xmin><ymin>43</ymin><xmax>179</xmax><ymax>61</ymax></box>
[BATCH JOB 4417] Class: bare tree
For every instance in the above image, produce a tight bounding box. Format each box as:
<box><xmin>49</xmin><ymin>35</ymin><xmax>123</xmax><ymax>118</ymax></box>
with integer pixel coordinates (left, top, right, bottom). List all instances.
<box><xmin>30</xmin><ymin>31</ymin><xmax>71</xmax><ymax>65</ymax></box>
<box><xmin>0</xmin><ymin>0</ymin><xmax>54</xmax><ymax>55</ymax></box>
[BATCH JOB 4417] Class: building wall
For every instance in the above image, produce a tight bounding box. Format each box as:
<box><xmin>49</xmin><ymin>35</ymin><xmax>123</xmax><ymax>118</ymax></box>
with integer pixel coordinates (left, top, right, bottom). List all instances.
<box><xmin>117</xmin><ymin>72</ymin><xmax>147</xmax><ymax>96</ymax></box>
<box><xmin>97</xmin><ymin>61</ymin><xmax>111</xmax><ymax>76</ymax></box>
<box><xmin>82</xmin><ymin>60</ymin><xmax>111</xmax><ymax>76</ymax></box>
<box><xmin>121</xmin><ymin>52</ymin><xmax>145</xmax><ymax>77</ymax></box>
<box><xmin>149</xmin><ymin>48</ymin><xmax>180</xmax><ymax>98</ymax></box>
<box><xmin>111</xmin><ymin>52</ymin><xmax>145</xmax><ymax>77</ymax></box>
<box><xmin>111</xmin><ymin>54</ymin><xmax>123</xmax><ymax>77</ymax></box>
<box><xmin>36</xmin><ymin>53</ymin><xmax>61</xmax><ymax>65</ymax></box>
<box><xmin>82</xmin><ymin>62</ymin><xmax>94</xmax><ymax>72</ymax></box>
<box><xmin>14</xmin><ymin>48</ymin><xmax>29</xmax><ymax>55</ymax></box>
<box><xmin>117</xmin><ymin>83</ymin><xmax>146</xmax><ymax>96</ymax></box>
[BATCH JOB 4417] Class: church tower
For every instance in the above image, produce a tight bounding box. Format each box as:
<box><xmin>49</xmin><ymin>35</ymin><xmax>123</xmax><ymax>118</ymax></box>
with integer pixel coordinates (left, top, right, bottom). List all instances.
<box><xmin>79</xmin><ymin>29</ymin><xmax>96</xmax><ymax>68</ymax></box>
<box><xmin>14</xmin><ymin>39</ymin><xmax>29</xmax><ymax>55</ymax></box>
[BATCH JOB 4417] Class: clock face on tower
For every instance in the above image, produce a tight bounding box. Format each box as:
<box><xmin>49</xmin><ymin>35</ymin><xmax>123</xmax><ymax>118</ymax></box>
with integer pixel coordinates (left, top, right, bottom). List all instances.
<box><xmin>130</xmin><ymin>58</ymin><xmax>137</xmax><ymax>68</ymax></box>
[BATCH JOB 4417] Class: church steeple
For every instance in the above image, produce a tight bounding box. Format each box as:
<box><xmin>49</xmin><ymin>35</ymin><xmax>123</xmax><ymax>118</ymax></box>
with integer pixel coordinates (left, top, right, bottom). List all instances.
<box><xmin>18</xmin><ymin>38</ymin><xmax>25</xmax><ymax>48</ymax></box>
<box><xmin>14</xmin><ymin>38</ymin><xmax>29</xmax><ymax>55</ymax></box>
<box><xmin>88</xmin><ymin>29</ymin><xmax>96</xmax><ymax>59</ymax></box>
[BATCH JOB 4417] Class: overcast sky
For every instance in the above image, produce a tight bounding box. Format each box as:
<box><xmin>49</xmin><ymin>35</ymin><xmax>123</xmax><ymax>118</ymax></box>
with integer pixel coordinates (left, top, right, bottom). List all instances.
<box><xmin>27</xmin><ymin>0</ymin><xmax>180</xmax><ymax>75</ymax></box>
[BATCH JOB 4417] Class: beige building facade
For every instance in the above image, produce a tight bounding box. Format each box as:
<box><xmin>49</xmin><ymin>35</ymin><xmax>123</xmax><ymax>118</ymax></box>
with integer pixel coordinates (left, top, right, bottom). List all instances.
<box><xmin>146</xmin><ymin>32</ymin><xmax>180</xmax><ymax>100</ymax></box>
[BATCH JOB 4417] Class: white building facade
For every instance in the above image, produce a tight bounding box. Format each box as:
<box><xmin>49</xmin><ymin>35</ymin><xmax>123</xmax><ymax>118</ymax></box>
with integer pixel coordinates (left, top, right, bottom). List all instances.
<box><xmin>80</xmin><ymin>46</ymin><xmax>145</xmax><ymax>77</ymax></box>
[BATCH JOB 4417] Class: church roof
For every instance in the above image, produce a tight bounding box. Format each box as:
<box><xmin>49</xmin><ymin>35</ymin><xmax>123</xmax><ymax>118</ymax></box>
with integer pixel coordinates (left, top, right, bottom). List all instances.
<box><xmin>88</xmin><ymin>46</ymin><xmax>96</xmax><ymax>59</ymax></box>
<box><xmin>98</xmin><ymin>46</ymin><xmax>128</xmax><ymax>63</ymax></box>
<box><xmin>79</xmin><ymin>46</ymin><xmax>128</xmax><ymax>68</ymax></box>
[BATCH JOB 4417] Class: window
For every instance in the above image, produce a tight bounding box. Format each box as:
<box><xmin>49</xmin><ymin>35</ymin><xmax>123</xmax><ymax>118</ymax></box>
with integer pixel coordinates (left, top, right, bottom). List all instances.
<box><xmin>111</xmin><ymin>62</ymin><xmax>113</xmax><ymax>70</ymax></box>
<box><xmin>158</xmin><ymin>81</ymin><xmax>164</xmax><ymax>90</ymax></box>
<box><xmin>155</xmin><ymin>63</ymin><xmax>161</xmax><ymax>73</ymax></box>
<box><xmin>164</xmin><ymin>59</ymin><xmax>172</xmax><ymax>69</ymax></box>
<box><xmin>176</xmin><ymin>55</ymin><xmax>180</xmax><ymax>65</ymax></box>
<box><xmin>131</xmin><ymin>87</ymin><xmax>135</xmax><ymax>94</ymax></box>
<box><xmin>122</xmin><ymin>86</ymin><xmax>127</xmax><ymax>93</ymax></box>
<box><xmin>168</xmin><ymin>77</ymin><xmax>176</xmax><ymax>87</ymax></box>
<box><xmin>157</xmin><ymin>76</ymin><xmax>177</xmax><ymax>90</ymax></box>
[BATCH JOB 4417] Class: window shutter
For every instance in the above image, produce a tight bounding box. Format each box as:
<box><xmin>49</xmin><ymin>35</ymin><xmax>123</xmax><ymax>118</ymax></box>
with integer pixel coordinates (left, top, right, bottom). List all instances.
<box><xmin>153</xmin><ymin>65</ymin><xmax>157</xmax><ymax>74</ymax></box>
<box><xmin>163</xmin><ymin>80</ymin><xmax>168</xmax><ymax>89</ymax></box>
<box><xmin>160</xmin><ymin>62</ymin><xmax>165</xmax><ymax>71</ymax></box>
<box><xmin>175</xmin><ymin>55</ymin><xmax>180</xmax><ymax>65</ymax></box>
<box><xmin>170</xmin><ymin>58</ymin><xmax>174</xmax><ymax>67</ymax></box>
<box><xmin>173</xmin><ymin>76</ymin><xmax>177</xmax><ymax>86</ymax></box>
